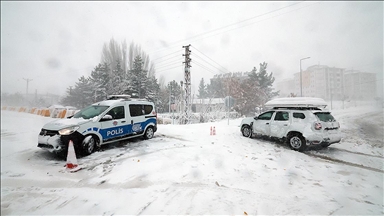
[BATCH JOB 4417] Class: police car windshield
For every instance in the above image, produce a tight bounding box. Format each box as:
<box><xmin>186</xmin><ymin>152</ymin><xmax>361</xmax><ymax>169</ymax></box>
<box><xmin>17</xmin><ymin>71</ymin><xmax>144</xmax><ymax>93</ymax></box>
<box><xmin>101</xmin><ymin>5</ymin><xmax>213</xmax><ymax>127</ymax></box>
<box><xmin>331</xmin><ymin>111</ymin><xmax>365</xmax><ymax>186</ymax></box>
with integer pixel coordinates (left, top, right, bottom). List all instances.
<box><xmin>73</xmin><ymin>105</ymin><xmax>109</xmax><ymax>119</ymax></box>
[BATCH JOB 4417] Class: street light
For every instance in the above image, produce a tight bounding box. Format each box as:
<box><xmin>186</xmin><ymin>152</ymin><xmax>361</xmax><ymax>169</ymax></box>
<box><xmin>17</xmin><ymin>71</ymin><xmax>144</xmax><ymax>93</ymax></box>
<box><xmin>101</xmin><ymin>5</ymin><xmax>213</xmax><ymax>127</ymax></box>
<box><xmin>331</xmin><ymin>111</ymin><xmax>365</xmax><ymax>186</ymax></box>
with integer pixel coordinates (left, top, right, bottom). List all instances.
<box><xmin>300</xmin><ymin>57</ymin><xmax>310</xmax><ymax>97</ymax></box>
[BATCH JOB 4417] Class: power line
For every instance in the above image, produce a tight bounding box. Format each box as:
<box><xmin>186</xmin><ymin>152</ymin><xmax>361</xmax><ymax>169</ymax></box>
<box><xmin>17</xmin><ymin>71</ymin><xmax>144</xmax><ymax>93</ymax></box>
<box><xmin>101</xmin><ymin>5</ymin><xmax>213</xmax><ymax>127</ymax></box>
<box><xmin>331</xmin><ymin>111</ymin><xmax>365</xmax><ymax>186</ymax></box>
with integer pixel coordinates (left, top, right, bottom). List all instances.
<box><xmin>193</xmin><ymin>60</ymin><xmax>217</xmax><ymax>74</ymax></box>
<box><xmin>152</xmin><ymin>50</ymin><xmax>181</xmax><ymax>61</ymax></box>
<box><xmin>147</xmin><ymin>1</ymin><xmax>307</xmax><ymax>55</ymax></box>
<box><xmin>156</xmin><ymin>64</ymin><xmax>183</xmax><ymax>74</ymax></box>
<box><xmin>193</xmin><ymin>54</ymin><xmax>227</xmax><ymax>74</ymax></box>
<box><xmin>187</xmin><ymin>1</ymin><xmax>322</xmax><ymax>45</ymax></box>
<box><xmin>154</xmin><ymin>54</ymin><xmax>182</xmax><ymax>66</ymax></box>
<box><xmin>156</xmin><ymin>61</ymin><xmax>182</xmax><ymax>70</ymax></box>
<box><xmin>192</xmin><ymin>47</ymin><xmax>230</xmax><ymax>74</ymax></box>
<box><xmin>172</xmin><ymin>2</ymin><xmax>304</xmax><ymax>46</ymax></box>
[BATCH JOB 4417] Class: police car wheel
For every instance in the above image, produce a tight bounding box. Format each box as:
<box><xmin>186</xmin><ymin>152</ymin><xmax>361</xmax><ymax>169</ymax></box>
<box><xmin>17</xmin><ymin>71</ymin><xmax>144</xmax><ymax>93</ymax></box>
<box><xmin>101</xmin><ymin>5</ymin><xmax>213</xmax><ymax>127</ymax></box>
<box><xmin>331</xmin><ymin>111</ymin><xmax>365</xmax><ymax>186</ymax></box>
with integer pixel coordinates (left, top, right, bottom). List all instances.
<box><xmin>82</xmin><ymin>135</ymin><xmax>96</xmax><ymax>155</ymax></box>
<box><xmin>144</xmin><ymin>127</ymin><xmax>154</xmax><ymax>139</ymax></box>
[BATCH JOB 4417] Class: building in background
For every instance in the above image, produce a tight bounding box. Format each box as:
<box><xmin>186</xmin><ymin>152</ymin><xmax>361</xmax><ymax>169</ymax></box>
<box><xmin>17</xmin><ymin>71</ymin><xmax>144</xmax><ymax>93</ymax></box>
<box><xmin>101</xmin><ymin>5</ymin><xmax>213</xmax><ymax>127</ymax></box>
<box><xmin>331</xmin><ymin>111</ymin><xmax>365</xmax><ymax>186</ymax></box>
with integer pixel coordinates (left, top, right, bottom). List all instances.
<box><xmin>282</xmin><ymin>65</ymin><xmax>378</xmax><ymax>101</ymax></box>
<box><xmin>293</xmin><ymin>65</ymin><xmax>345</xmax><ymax>100</ymax></box>
<box><xmin>344</xmin><ymin>70</ymin><xmax>377</xmax><ymax>100</ymax></box>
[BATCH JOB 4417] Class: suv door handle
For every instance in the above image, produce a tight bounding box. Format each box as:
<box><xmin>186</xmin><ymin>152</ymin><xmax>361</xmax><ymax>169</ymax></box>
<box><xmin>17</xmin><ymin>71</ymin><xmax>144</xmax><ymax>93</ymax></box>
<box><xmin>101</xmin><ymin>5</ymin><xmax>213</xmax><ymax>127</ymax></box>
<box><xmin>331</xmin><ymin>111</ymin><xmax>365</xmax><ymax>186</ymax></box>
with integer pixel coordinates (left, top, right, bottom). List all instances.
<box><xmin>266</xmin><ymin>123</ymin><xmax>269</xmax><ymax>125</ymax></box>
<box><xmin>284</xmin><ymin>124</ymin><xmax>288</xmax><ymax>126</ymax></box>
<box><xmin>121</xmin><ymin>121</ymin><xmax>126</xmax><ymax>123</ymax></box>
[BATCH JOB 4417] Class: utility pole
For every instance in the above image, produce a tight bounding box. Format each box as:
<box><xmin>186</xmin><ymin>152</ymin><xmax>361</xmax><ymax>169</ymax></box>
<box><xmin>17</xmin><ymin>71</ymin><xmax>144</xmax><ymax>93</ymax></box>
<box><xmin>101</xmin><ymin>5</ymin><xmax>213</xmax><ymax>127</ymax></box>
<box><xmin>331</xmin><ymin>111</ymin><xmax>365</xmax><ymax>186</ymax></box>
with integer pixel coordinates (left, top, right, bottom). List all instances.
<box><xmin>23</xmin><ymin>78</ymin><xmax>33</xmax><ymax>102</ymax></box>
<box><xmin>300</xmin><ymin>57</ymin><xmax>310</xmax><ymax>97</ymax></box>
<box><xmin>182</xmin><ymin>44</ymin><xmax>192</xmax><ymax>124</ymax></box>
<box><xmin>180</xmin><ymin>81</ymin><xmax>184</xmax><ymax>123</ymax></box>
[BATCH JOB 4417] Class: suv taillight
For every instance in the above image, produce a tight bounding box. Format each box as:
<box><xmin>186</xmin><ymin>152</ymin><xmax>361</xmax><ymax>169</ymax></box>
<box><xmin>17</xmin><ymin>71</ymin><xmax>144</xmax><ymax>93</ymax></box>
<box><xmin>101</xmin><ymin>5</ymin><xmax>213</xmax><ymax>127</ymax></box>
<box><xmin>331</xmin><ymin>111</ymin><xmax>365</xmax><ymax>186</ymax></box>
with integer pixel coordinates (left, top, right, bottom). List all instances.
<box><xmin>314</xmin><ymin>122</ymin><xmax>322</xmax><ymax>130</ymax></box>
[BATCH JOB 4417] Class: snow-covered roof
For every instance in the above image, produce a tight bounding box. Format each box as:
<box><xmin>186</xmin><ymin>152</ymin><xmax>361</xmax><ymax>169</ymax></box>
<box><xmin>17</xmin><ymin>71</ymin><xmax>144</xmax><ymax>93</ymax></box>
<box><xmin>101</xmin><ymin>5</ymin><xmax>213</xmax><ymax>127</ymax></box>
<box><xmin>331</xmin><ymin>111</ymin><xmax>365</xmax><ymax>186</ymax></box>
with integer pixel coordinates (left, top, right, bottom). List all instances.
<box><xmin>48</xmin><ymin>104</ymin><xmax>65</xmax><ymax>109</ymax></box>
<box><xmin>265</xmin><ymin>97</ymin><xmax>328</xmax><ymax>108</ymax></box>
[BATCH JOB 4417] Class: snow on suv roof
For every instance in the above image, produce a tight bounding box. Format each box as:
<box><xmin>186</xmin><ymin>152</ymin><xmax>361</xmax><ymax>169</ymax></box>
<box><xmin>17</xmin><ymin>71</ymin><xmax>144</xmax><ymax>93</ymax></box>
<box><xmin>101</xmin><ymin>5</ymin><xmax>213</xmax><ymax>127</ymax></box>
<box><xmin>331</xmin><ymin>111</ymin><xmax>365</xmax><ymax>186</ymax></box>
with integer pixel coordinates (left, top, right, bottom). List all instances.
<box><xmin>265</xmin><ymin>97</ymin><xmax>328</xmax><ymax>109</ymax></box>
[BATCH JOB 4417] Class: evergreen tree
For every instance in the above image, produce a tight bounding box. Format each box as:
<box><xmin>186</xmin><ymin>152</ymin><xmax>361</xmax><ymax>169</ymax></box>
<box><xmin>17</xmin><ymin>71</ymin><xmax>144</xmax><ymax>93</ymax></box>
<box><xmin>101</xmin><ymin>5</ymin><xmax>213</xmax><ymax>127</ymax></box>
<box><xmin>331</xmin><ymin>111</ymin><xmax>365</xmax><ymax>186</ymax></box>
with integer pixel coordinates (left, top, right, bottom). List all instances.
<box><xmin>110</xmin><ymin>60</ymin><xmax>126</xmax><ymax>94</ymax></box>
<box><xmin>127</xmin><ymin>55</ymin><xmax>148</xmax><ymax>98</ymax></box>
<box><xmin>89</xmin><ymin>63</ymin><xmax>110</xmax><ymax>99</ymax></box>
<box><xmin>146</xmin><ymin>75</ymin><xmax>160</xmax><ymax>103</ymax></box>
<box><xmin>232</xmin><ymin>68</ymin><xmax>265</xmax><ymax>116</ymax></box>
<box><xmin>61</xmin><ymin>76</ymin><xmax>94</xmax><ymax>109</ymax></box>
<box><xmin>197</xmin><ymin>78</ymin><xmax>207</xmax><ymax>99</ymax></box>
<box><xmin>256</xmin><ymin>62</ymin><xmax>279</xmax><ymax>103</ymax></box>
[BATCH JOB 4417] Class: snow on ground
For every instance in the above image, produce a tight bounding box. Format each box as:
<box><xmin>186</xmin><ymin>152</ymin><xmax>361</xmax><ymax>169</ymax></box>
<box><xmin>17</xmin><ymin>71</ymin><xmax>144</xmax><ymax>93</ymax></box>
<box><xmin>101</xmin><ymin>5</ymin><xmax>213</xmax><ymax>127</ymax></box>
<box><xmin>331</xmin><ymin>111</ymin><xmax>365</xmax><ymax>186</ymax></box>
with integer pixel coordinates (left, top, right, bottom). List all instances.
<box><xmin>1</xmin><ymin>105</ymin><xmax>383</xmax><ymax>215</ymax></box>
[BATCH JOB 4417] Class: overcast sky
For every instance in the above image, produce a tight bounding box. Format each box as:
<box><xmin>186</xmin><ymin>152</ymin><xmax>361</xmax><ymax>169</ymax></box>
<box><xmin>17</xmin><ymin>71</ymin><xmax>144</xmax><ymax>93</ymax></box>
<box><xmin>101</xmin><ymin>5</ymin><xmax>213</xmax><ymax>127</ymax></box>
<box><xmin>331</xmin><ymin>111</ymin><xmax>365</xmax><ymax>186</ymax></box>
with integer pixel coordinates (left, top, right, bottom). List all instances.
<box><xmin>1</xmin><ymin>1</ymin><xmax>383</xmax><ymax>97</ymax></box>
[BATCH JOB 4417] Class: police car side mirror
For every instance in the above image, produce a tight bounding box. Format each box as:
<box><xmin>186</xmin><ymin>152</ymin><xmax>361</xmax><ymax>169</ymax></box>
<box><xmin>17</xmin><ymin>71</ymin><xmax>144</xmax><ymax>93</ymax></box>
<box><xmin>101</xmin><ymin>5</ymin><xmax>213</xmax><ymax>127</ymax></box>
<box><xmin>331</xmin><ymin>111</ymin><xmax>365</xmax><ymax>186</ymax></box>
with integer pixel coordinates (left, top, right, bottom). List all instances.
<box><xmin>100</xmin><ymin>114</ymin><xmax>113</xmax><ymax>121</ymax></box>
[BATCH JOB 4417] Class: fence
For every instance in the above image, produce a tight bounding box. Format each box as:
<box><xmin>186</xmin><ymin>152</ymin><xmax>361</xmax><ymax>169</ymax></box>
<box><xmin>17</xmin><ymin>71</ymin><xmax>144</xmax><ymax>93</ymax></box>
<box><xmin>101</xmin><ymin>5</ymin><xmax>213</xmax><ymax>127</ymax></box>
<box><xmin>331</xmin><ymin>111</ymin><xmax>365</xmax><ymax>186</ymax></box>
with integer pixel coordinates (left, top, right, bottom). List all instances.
<box><xmin>1</xmin><ymin>106</ymin><xmax>80</xmax><ymax>118</ymax></box>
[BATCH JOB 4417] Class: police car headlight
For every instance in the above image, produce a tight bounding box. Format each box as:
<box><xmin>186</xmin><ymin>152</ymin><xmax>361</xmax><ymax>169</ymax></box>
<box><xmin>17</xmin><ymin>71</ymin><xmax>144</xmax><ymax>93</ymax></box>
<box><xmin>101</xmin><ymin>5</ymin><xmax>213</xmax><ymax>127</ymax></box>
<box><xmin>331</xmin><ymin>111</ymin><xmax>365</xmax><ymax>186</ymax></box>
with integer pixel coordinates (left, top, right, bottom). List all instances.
<box><xmin>59</xmin><ymin>126</ymin><xmax>80</xmax><ymax>135</ymax></box>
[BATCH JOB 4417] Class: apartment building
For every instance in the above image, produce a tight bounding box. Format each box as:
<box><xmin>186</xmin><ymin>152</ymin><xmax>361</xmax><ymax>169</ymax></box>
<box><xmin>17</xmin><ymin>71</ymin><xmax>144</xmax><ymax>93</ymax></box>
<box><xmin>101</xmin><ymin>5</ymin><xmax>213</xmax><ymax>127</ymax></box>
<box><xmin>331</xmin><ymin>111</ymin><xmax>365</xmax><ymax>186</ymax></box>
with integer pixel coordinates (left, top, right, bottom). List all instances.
<box><xmin>292</xmin><ymin>65</ymin><xmax>377</xmax><ymax>100</ymax></box>
<box><xmin>344</xmin><ymin>70</ymin><xmax>377</xmax><ymax>100</ymax></box>
<box><xmin>292</xmin><ymin>65</ymin><xmax>343</xmax><ymax>100</ymax></box>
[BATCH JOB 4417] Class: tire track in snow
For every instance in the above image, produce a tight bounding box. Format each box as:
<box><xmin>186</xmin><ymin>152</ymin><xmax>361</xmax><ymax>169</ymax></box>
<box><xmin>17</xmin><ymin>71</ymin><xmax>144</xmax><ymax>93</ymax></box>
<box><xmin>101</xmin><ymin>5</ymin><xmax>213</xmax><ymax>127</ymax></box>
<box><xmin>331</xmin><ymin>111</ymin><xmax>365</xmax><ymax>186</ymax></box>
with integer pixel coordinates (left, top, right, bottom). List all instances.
<box><xmin>305</xmin><ymin>152</ymin><xmax>384</xmax><ymax>173</ymax></box>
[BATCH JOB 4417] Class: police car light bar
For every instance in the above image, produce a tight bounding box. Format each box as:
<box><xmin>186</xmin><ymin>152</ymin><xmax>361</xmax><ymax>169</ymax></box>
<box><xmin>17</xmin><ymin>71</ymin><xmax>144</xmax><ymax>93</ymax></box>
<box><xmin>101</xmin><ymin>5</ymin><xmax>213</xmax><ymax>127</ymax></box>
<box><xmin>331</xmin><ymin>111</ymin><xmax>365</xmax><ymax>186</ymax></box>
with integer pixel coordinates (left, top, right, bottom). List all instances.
<box><xmin>107</xmin><ymin>95</ymin><xmax>132</xmax><ymax>100</ymax></box>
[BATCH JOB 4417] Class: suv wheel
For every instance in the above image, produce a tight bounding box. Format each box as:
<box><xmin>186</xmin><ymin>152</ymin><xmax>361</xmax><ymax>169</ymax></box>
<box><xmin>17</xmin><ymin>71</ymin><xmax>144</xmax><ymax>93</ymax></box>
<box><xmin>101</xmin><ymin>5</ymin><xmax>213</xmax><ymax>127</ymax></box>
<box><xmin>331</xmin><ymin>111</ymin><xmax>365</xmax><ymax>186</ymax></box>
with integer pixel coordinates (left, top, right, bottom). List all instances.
<box><xmin>288</xmin><ymin>133</ymin><xmax>307</xmax><ymax>152</ymax></box>
<box><xmin>241</xmin><ymin>125</ymin><xmax>252</xmax><ymax>138</ymax></box>
<box><xmin>144</xmin><ymin>127</ymin><xmax>154</xmax><ymax>139</ymax></box>
<box><xmin>82</xmin><ymin>135</ymin><xmax>97</xmax><ymax>155</ymax></box>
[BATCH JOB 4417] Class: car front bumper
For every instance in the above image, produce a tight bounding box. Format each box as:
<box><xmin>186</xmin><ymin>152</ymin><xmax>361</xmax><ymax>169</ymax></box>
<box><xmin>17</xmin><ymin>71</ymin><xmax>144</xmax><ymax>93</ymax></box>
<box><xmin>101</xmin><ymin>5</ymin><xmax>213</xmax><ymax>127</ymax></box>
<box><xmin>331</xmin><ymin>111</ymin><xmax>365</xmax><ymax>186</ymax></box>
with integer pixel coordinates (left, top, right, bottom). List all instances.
<box><xmin>38</xmin><ymin>130</ymin><xmax>84</xmax><ymax>153</ymax></box>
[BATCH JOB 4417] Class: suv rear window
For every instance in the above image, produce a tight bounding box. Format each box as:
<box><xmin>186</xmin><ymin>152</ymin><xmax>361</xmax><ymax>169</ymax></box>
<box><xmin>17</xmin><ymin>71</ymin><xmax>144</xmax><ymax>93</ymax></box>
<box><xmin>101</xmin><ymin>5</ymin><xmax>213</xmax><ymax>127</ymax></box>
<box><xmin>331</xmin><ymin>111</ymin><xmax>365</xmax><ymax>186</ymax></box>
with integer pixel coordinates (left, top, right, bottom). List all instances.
<box><xmin>293</xmin><ymin>112</ymin><xmax>305</xmax><ymax>119</ymax></box>
<box><xmin>314</xmin><ymin>112</ymin><xmax>336</xmax><ymax>122</ymax></box>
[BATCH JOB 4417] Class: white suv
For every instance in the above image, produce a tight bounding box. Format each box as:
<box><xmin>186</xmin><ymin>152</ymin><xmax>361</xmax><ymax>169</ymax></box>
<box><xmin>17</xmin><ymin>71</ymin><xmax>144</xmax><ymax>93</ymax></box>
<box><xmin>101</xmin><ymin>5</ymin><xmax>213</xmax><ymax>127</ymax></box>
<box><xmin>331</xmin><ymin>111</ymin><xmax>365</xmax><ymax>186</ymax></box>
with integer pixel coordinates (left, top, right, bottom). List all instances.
<box><xmin>38</xmin><ymin>95</ymin><xmax>157</xmax><ymax>156</ymax></box>
<box><xmin>240</xmin><ymin>97</ymin><xmax>342</xmax><ymax>151</ymax></box>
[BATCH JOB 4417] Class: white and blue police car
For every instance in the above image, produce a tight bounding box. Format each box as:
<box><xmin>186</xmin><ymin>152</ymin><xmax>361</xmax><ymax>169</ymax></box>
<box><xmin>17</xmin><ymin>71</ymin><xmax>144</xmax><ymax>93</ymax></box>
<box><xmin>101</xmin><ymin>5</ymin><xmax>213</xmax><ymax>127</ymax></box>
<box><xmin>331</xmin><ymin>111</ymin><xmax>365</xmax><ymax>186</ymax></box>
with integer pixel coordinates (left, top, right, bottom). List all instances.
<box><xmin>38</xmin><ymin>95</ymin><xmax>157</xmax><ymax>156</ymax></box>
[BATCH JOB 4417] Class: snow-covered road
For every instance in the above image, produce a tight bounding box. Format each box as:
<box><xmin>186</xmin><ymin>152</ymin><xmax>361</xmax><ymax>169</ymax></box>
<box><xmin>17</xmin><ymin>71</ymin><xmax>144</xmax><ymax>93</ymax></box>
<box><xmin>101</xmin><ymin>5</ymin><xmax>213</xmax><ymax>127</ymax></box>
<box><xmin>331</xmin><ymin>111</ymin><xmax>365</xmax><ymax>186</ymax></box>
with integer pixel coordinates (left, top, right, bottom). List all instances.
<box><xmin>1</xmin><ymin>106</ymin><xmax>383</xmax><ymax>215</ymax></box>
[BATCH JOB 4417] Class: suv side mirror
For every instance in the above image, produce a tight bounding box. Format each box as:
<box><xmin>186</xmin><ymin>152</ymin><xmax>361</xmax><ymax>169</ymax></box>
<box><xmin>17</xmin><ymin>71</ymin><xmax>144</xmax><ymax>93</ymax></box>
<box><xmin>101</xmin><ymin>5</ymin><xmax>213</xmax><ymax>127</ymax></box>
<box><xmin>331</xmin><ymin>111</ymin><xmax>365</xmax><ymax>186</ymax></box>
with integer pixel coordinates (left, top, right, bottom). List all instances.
<box><xmin>100</xmin><ymin>114</ymin><xmax>113</xmax><ymax>121</ymax></box>
<box><xmin>254</xmin><ymin>116</ymin><xmax>258</xmax><ymax>120</ymax></box>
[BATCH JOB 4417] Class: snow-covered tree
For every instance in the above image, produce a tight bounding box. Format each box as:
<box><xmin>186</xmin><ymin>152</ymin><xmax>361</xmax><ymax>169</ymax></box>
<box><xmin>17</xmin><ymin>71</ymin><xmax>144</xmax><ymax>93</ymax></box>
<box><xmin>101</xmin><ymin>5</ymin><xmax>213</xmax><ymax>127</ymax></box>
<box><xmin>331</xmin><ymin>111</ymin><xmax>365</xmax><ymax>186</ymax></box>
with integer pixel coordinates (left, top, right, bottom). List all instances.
<box><xmin>197</xmin><ymin>78</ymin><xmax>207</xmax><ymax>99</ymax></box>
<box><xmin>61</xmin><ymin>76</ymin><xmax>94</xmax><ymax>109</ymax></box>
<box><xmin>110</xmin><ymin>60</ymin><xmax>126</xmax><ymax>94</ymax></box>
<box><xmin>127</xmin><ymin>55</ymin><xmax>148</xmax><ymax>98</ymax></box>
<box><xmin>256</xmin><ymin>62</ymin><xmax>279</xmax><ymax>102</ymax></box>
<box><xmin>89</xmin><ymin>63</ymin><xmax>110</xmax><ymax>98</ymax></box>
<box><xmin>146</xmin><ymin>75</ymin><xmax>160</xmax><ymax>103</ymax></box>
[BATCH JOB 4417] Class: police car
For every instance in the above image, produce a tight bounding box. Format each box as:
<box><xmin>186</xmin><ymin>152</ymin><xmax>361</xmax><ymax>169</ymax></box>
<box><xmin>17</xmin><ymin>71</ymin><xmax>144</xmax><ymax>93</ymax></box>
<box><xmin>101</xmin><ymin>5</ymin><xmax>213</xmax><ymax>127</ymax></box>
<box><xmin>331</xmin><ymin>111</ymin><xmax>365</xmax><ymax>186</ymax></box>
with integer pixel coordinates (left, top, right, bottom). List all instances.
<box><xmin>38</xmin><ymin>95</ymin><xmax>157</xmax><ymax>156</ymax></box>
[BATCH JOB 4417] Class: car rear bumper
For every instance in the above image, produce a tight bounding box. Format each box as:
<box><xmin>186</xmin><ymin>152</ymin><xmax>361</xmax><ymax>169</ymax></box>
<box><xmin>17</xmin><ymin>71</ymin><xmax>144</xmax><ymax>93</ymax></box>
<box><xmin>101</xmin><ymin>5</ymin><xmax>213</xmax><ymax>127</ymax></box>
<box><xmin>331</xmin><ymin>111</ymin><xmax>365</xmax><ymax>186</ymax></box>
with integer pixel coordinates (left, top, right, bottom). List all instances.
<box><xmin>306</xmin><ymin>132</ymin><xmax>342</xmax><ymax>145</ymax></box>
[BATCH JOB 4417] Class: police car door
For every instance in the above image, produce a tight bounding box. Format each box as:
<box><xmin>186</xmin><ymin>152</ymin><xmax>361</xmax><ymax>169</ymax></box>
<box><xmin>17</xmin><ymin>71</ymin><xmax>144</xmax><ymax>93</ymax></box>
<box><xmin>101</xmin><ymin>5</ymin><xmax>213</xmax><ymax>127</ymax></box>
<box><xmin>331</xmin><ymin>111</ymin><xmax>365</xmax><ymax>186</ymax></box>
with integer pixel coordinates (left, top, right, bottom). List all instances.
<box><xmin>252</xmin><ymin>111</ymin><xmax>274</xmax><ymax>136</ymax></box>
<box><xmin>128</xmin><ymin>104</ymin><xmax>146</xmax><ymax>135</ymax></box>
<box><xmin>99</xmin><ymin>105</ymin><xmax>129</xmax><ymax>142</ymax></box>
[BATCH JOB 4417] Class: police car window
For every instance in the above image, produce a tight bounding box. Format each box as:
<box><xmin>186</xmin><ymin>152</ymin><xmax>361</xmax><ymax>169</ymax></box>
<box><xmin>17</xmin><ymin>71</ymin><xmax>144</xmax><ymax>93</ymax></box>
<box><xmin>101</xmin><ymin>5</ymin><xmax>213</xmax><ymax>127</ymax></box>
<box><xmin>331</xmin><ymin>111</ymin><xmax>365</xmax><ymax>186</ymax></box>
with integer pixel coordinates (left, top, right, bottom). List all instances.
<box><xmin>107</xmin><ymin>106</ymin><xmax>125</xmax><ymax>119</ymax></box>
<box><xmin>144</xmin><ymin>105</ymin><xmax>153</xmax><ymax>115</ymax></box>
<box><xmin>293</xmin><ymin>112</ymin><xmax>305</xmax><ymax>119</ymax></box>
<box><xmin>258</xmin><ymin>111</ymin><xmax>274</xmax><ymax>120</ymax></box>
<box><xmin>73</xmin><ymin>105</ymin><xmax>109</xmax><ymax>119</ymax></box>
<box><xmin>129</xmin><ymin>104</ymin><xmax>143</xmax><ymax>117</ymax></box>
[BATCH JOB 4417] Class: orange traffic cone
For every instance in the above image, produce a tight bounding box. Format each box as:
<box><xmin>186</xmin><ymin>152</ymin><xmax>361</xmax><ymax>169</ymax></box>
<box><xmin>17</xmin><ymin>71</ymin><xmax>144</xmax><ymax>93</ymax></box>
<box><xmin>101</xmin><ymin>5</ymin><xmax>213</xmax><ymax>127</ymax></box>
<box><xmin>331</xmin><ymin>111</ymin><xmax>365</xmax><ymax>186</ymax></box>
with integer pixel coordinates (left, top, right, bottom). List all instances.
<box><xmin>213</xmin><ymin>126</ymin><xmax>216</xmax><ymax>135</ymax></box>
<box><xmin>66</xmin><ymin>140</ymin><xmax>81</xmax><ymax>172</ymax></box>
<box><xmin>210</xmin><ymin>126</ymin><xmax>213</xmax><ymax>135</ymax></box>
